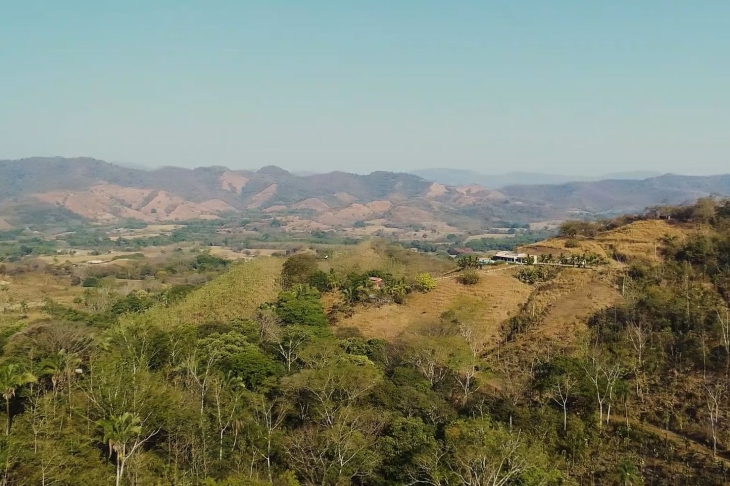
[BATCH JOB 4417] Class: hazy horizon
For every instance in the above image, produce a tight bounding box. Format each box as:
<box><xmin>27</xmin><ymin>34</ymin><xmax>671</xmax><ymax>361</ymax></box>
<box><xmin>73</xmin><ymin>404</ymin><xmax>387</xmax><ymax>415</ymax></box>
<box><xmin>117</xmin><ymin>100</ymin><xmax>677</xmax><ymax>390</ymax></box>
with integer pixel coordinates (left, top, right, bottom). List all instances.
<box><xmin>1</xmin><ymin>2</ymin><xmax>728</xmax><ymax>176</ymax></box>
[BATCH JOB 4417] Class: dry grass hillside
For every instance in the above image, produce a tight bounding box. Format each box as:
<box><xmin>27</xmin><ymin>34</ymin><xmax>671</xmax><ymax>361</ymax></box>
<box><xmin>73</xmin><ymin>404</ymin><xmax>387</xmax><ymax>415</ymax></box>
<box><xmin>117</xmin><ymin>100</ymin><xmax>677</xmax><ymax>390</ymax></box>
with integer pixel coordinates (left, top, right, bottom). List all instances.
<box><xmin>126</xmin><ymin>257</ymin><xmax>282</xmax><ymax>328</ymax></box>
<box><xmin>332</xmin><ymin>269</ymin><xmax>531</xmax><ymax>346</ymax></box>
<box><xmin>520</xmin><ymin>219</ymin><xmax>691</xmax><ymax>263</ymax></box>
<box><xmin>322</xmin><ymin>241</ymin><xmax>454</xmax><ymax>279</ymax></box>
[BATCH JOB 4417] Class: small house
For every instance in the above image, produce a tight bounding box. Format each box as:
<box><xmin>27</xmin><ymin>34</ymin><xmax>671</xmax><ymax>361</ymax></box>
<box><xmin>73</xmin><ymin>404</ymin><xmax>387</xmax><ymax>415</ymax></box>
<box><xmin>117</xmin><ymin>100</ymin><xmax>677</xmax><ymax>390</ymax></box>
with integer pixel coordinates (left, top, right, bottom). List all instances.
<box><xmin>492</xmin><ymin>251</ymin><xmax>528</xmax><ymax>263</ymax></box>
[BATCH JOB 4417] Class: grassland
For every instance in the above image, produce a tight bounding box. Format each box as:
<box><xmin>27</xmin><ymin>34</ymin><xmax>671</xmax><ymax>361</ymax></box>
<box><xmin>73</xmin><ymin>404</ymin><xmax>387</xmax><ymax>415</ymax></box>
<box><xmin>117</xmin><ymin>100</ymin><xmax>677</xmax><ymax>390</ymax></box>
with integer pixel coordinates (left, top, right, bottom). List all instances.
<box><xmin>520</xmin><ymin>219</ymin><xmax>691</xmax><ymax>263</ymax></box>
<box><xmin>126</xmin><ymin>256</ymin><xmax>283</xmax><ymax>328</ymax></box>
<box><xmin>332</xmin><ymin>268</ymin><xmax>531</xmax><ymax>346</ymax></box>
<box><xmin>322</xmin><ymin>241</ymin><xmax>455</xmax><ymax>278</ymax></box>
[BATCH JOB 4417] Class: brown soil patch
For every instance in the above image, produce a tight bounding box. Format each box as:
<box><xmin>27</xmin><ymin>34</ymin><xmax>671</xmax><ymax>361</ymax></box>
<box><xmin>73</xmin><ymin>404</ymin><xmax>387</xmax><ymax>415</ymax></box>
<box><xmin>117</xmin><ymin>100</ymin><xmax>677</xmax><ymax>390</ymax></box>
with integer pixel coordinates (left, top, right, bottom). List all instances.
<box><xmin>198</xmin><ymin>199</ymin><xmax>237</xmax><ymax>212</ymax></box>
<box><xmin>0</xmin><ymin>218</ymin><xmax>12</xmax><ymax>229</ymax></box>
<box><xmin>455</xmin><ymin>184</ymin><xmax>487</xmax><ymax>195</ymax></box>
<box><xmin>167</xmin><ymin>203</ymin><xmax>219</xmax><ymax>221</ymax></box>
<box><xmin>387</xmin><ymin>206</ymin><xmax>433</xmax><ymax>223</ymax></box>
<box><xmin>538</xmin><ymin>274</ymin><xmax>622</xmax><ymax>340</ymax></box>
<box><xmin>293</xmin><ymin>198</ymin><xmax>330</xmax><ymax>212</ymax></box>
<box><xmin>246</xmin><ymin>184</ymin><xmax>278</xmax><ymax>209</ymax></box>
<box><xmin>426</xmin><ymin>182</ymin><xmax>448</xmax><ymax>198</ymax></box>
<box><xmin>33</xmin><ymin>183</ymin><xmax>234</xmax><ymax>222</ymax></box>
<box><xmin>366</xmin><ymin>200</ymin><xmax>392</xmax><ymax>213</ymax></box>
<box><xmin>219</xmin><ymin>171</ymin><xmax>249</xmax><ymax>193</ymax></box>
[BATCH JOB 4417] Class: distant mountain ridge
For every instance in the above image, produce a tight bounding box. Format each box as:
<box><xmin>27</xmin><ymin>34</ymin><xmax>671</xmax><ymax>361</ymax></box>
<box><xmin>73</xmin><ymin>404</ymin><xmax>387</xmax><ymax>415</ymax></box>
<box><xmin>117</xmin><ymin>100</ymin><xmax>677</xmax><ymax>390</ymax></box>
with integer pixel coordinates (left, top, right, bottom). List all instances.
<box><xmin>409</xmin><ymin>168</ymin><xmax>664</xmax><ymax>189</ymax></box>
<box><xmin>0</xmin><ymin>157</ymin><xmax>728</xmax><ymax>228</ymax></box>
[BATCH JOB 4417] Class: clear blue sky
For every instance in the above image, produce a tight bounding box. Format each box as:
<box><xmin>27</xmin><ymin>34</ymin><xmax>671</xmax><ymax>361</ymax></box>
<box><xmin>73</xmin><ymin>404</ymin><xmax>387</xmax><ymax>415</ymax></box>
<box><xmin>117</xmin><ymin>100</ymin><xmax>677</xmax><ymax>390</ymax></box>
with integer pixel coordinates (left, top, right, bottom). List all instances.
<box><xmin>1</xmin><ymin>1</ymin><xmax>728</xmax><ymax>175</ymax></box>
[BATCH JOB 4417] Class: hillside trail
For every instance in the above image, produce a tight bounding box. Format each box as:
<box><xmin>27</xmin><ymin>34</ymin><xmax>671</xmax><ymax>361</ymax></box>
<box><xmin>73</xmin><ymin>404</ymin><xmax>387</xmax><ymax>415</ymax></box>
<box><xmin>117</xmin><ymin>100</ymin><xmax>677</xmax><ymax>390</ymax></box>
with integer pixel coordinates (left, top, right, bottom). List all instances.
<box><xmin>435</xmin><ymin>265</ymin><xmax>514</xmax><ymax>281</ymax></box>
<box><xmin>608</xmin><ymin>415</ymin><xmax>730</xmax><ymax>466</ymax></box>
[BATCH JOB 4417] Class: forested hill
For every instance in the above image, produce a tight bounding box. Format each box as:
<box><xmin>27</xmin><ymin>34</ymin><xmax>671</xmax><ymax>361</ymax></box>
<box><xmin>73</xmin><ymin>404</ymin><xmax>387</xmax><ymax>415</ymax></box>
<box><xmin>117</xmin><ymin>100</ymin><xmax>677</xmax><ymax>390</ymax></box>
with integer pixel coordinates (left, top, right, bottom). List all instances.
<box><xmin>1</xmin><ymin>198</ymin><xmax>730</xmax><ymax>484</ymax></box>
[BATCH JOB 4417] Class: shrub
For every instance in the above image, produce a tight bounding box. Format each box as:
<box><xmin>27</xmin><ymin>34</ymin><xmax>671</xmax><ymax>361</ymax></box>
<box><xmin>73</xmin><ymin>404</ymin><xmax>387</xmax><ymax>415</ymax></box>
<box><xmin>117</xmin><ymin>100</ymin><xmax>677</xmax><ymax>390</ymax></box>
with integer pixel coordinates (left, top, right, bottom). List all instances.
<box><xmin>275</xmin><ymin>286</ymin><xmax>328</xmax><ymax>327</ymax></box>
<box><xmin>414</xmin><ymin>273</ymin><xmax>436</xmax><ymax>292</ymax></box>
<box><xmin>457</xmin><ymin>270</ymin><xmax>480</xmax><ymax>285</ymax></box>
<box><xmin>564</xmin><ymin>238</ymin><xmax>580</xmax><ymax>248</ymax></box>
<box><xmin>457</xmin><ymin>255</ymin><xmax>479</xmax><ymax>269</ymax></box>
<box><xmin>515</xmin><ymin>266</ymin><xmax>558</xmax><ymax>284</ymax></box>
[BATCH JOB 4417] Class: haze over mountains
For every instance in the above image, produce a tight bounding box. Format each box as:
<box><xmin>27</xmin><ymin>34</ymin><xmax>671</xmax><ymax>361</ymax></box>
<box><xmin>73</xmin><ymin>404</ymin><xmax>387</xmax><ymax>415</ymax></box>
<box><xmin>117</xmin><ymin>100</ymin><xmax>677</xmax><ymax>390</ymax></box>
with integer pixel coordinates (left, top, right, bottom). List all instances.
<box><xmin>1</xmin><ymin>157</ymin><xmax>729</xmax><ymax>229</ymax></box>
<box><xmin>409</xmin><ymin>169</ymin><xmax>664</xmax><ymax>189</ymax></box>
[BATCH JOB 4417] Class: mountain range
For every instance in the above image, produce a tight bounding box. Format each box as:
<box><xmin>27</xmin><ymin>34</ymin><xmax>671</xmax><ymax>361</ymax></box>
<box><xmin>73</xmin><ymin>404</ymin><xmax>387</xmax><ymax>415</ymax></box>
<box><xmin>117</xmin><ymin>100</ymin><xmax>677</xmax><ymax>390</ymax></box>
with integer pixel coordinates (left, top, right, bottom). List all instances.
<box><xmin>1</xmin><ymin>157</ymin><xmax>729</xmax><ymax>230</ymax></box>
<box><xmin>409</xmin><ymin>168</ymin><xmax>664</xmax><ymax>188</ymax></box>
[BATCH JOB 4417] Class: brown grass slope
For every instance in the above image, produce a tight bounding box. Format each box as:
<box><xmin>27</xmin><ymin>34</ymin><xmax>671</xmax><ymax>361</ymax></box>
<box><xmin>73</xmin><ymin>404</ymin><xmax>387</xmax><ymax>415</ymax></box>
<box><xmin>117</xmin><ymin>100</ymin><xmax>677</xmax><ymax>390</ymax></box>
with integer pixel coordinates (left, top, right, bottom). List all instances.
<box><xmin>125</xmin><ymin>257</ymin><xmax>282</xmax><ymax>328</ymax></box>
<box><xmin>333</xmin><ymin>269</ymin><xmax>531</xmax><ymax>345</ymax></box>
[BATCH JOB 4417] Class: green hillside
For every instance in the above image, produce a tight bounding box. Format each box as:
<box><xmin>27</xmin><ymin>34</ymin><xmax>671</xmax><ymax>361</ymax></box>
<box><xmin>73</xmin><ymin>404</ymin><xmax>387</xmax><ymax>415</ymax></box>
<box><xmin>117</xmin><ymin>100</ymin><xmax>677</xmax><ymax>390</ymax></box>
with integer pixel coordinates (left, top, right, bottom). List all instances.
<box><xmin>0</xmin><ymin>200</ymin><xmax>729</xmax><ymax>484</ymax></box>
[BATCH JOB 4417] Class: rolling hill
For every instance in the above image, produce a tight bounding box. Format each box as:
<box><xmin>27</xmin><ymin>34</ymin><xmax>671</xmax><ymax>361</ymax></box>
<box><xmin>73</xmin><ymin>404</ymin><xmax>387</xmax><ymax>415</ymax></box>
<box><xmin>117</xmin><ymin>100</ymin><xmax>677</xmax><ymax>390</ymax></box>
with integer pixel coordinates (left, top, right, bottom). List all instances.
<box><xmin>1</xmin><ymin>157</ymin><xmax>729</xmax><ymax>229</ymax></box>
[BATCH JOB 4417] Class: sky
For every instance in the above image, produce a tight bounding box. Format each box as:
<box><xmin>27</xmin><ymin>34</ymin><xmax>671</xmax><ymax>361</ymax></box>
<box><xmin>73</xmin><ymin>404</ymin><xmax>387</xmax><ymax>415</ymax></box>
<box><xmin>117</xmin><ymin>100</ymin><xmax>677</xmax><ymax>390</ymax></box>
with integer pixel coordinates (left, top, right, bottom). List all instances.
<box><xmin>1</xmin><ymin>1</ymin><xmax>728</xmax><ymax>175</ymax></box>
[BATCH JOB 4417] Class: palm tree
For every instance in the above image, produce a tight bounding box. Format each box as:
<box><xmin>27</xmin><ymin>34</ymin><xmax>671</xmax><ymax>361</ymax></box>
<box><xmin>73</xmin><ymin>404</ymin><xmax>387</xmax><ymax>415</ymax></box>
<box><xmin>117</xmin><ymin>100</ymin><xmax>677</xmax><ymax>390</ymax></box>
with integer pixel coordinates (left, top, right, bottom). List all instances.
<box><xmin>97</xmin><ymin>412</ymin><xmax>154</xmax><ymax>486</ymax></box>
<box><xmin>612</xmin><ymin>458</ymin><xmax>643</xmax><ymax>485</ymax></box>
<box><xmin>326</xmin><ymin>269</ymin><xmax>341</xmax><ymax>291</ymax></box>
<box><xmin>40</xmin><ymin>350</ymin><xmax>81</xmax><ymax>416</ymax></box>
<box><xmin>0</xmin><ymin>363</ymin><xmax>37</xmax><ymax>435</ymax></box>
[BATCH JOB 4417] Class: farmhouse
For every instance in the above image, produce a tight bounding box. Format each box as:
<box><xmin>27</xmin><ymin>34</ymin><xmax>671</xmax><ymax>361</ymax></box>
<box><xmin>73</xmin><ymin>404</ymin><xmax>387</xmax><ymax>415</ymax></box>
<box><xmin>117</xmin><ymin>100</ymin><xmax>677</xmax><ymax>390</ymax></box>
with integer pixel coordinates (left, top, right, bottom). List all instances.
<box><xmin>492</xmin><ymin>251</ymin><xmax>529</xmax><ymax>263</ymax></box>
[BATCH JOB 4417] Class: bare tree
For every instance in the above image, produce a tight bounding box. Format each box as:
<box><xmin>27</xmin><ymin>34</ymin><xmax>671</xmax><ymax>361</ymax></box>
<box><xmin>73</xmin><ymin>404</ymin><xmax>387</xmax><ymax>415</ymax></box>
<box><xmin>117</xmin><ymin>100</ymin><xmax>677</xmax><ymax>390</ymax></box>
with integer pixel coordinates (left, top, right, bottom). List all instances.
<box><xmin>251</xmin><ymin>395</ymin><xmax>289</xmax><ymax>483</ymax></box>
<box><xmin>704</xmin><ymin>382</ymin><xmax>724</xmax><ymax>457</ymax></box>
<box><xmin>582</xmin><ymin>354</ymin><xmax>621</xmax><ymax>427</ymax></box>
<box><xmin>718</xmin><ymin>308</ymin><xmax>730</xmax><ymax>370</ymax></box>
<box><xmin>627</xmin><ymin>321</ymin><xmax>649</xmax><ymax>402</ymax></box>
<box><xmin>552</xmin><ymin>374</ymin><xmax>577</xmax><ymax>432</ymax></box>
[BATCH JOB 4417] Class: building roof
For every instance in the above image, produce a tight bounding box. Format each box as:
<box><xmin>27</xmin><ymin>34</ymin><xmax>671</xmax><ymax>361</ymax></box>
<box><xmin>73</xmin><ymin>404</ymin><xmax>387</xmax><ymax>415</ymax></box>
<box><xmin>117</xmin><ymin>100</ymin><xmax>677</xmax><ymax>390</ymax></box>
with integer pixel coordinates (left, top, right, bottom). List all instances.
<box><xmin>494</xmin><ymin>251</ymin><xmax>527</xmax><ymax>259</ymax></box>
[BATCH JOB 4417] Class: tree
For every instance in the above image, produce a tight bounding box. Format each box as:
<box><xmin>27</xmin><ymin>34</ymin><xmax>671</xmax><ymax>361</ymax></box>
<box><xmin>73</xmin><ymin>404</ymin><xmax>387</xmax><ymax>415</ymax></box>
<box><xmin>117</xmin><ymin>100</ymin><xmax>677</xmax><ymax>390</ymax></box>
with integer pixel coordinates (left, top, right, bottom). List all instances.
<box><xmin>581</xmin><ymin>353</ymin><xmax>621</xmax><ymax>427</ymax></box>
<box><xmin>442</xmin><ymin>419</ymin><xmax>558</xmax><ymax>486</ymax></box>
<box><xmin>457</xmin><ymin>271</ymin><xmax>480</xmax><ymax>286</ymax></box>
<box><xmin>414</xmin><ymin>273</ymin><xmax>436</xmax><ymax>292</ymax></box>
<box><xmin>457</xmin><ymin>255</ymin><xmax>479</xmax><ymax>270</ymax></box>
<box><xmin>704</xmin><ymin>381</ymin><xmax>724</xmax><ymax>457</ymax></box>
<box><xmin>40</xmin><ymin>349</ymin><xmax>81</xmax><ymax>416</ymax></box>
<box><xmin>0</xmin><ymin>363</ymin><xmax>36</xmax><ymax>435</ymax></box>
<box><xmin>275</xmin><ymin>287</ymin><xmax>328</xmax><ymax>327</ymax></box>
<box><xmin>97</xmin><ymin>412</ymin><xmax>159</xmax><ymax>486</ymax></box>
<box><xmin>611</xmin><ymin>458</ymin><xmax>643</xmax><ymax>486</ymax></box>
<box><xmin>281</xmin><ymin>254</ymin><xmax>319</xmax><ymax>289</ymax></box>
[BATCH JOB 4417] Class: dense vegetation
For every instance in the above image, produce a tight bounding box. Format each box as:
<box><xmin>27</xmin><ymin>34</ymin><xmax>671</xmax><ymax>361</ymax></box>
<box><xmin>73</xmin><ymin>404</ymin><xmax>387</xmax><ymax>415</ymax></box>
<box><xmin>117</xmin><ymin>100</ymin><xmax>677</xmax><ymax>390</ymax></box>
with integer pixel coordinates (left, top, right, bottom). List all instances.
<box><xmin>2</xmin><ymin>199</ymin><xmax>730</xmax><ymax>484</ymax></box>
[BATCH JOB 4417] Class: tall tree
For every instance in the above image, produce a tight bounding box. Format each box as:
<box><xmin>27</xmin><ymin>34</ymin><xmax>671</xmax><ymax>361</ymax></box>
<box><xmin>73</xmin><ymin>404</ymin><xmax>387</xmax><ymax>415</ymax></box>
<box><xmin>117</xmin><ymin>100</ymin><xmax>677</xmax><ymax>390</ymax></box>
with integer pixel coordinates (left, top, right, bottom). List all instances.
<box><xmin>97</xmin><ymin>412</ymin><xmax>158</xmax><ymax>486</ymax></box>
<box><xmin>0</xmin><ymin>363</ymin><xmax>36</xmax><ymax>435</ymax></box>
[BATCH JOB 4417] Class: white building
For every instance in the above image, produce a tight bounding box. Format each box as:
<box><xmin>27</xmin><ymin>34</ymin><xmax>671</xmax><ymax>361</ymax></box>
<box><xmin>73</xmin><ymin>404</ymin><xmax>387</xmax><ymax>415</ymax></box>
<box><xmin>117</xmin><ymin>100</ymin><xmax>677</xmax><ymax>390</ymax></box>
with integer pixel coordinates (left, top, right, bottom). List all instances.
<box><xmin>492</xmin><ymin>251</ymin><xmax>529</xmax><ymax>263</ymax></box>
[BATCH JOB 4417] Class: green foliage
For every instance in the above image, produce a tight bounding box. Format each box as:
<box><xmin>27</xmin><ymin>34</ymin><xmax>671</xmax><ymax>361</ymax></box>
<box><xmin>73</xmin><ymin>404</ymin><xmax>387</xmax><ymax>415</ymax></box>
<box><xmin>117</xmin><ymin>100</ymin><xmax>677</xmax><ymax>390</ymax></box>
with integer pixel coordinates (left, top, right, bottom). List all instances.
<box><xmin>515</xmin><ymin>265</ymin><xmax>558</xmax><ymax>284</ymax></box>
<box><xmin>456</xmin><ymin>270</ymin><xmax>480</xmax><ymax>285</ymax></box>
<box><xmin>275</xmin><ymin>286</ymin><xmax>328</xmax><ymax>327</ymax></box>
<box><xmin>414</xmin><ymin>272</ymin><xmax>436</xmax><ymax>292</ymax></box>
<box><xmin>457</xmin><ymin>255</ymin><xmax>479</xmax><ymax>269</ymax></box>
<box><xmin>3</xmin><ymin>202</ymin><xmax>730</xmax><ymax>484</ymax></box>
<box><xmin>281</xmin><ymin>253</ymin><xmax>319</xmax><ymax>289</ymax></box>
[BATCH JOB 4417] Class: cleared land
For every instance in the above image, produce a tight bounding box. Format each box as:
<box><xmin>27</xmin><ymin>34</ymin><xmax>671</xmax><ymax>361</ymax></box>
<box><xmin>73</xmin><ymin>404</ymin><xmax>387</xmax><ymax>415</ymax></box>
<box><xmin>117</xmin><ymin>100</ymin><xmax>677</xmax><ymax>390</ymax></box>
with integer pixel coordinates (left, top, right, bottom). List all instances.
<box><xmin>521</xmin><ymin>220</ymin><xmax>691</xmax><ymax>263</ymax></box>
<box><xmin>333</xmin><ymin>269</ymin><xmax>531</xmax><ymax>346</ymax></box>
